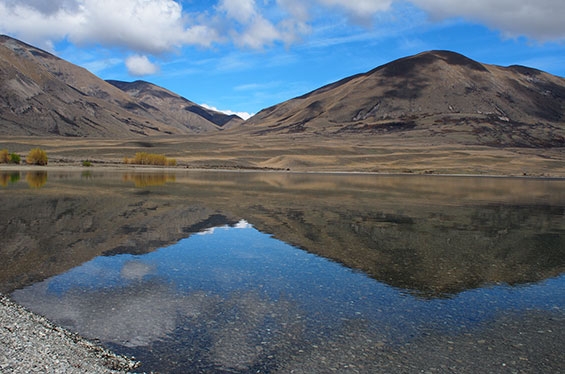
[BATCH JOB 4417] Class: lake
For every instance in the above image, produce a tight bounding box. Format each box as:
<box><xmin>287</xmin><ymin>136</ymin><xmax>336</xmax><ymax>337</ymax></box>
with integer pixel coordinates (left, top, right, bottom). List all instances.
<box><xmin>1</xmin><ymin>170</ymin><xmax>564</xmax><ymax>373</ymax></box>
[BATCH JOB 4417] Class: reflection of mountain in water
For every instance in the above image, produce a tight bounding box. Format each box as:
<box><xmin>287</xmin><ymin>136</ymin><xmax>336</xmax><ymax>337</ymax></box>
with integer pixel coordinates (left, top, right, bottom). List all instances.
<box><xmin>1</xmin><ymin>171</ymin><xmax>564</xmax><ymax>297</ymax></box>
<box><xmin>0</xmin><ymin>173</ymin><xmax>239</xmax><ymax>293</ymax></box>
<box><xmin>251</xmin><ymin>204</ymin><xmax>565</xmax><ymax>297</ymax></box>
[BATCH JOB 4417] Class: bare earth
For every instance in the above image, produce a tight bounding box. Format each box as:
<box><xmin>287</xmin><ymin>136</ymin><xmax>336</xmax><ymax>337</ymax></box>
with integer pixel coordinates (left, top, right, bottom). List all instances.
<box><xmin>1</xmin><ymin>133</ymin><xmax>564</xmax><ymax>177</ymax></box>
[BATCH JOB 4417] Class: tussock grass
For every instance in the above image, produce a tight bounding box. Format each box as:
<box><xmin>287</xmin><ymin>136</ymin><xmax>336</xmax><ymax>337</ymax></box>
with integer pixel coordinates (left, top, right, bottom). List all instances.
<box><xmin>0</xmin><ymin>149</ymin><xmax>8</xmax><ymax>163</ymax></box>
<box><xmin>124</xmin><ymin>152</ymin><xmax>177</xmax><ymax>166</ymax></box>
<box><xmin>0</xmin><ymin>149</ymin><xmax>21</xmax><ymax>164</ymax></box>
<box><xmin>26</xmin><ymin>148</ymin><xmax>48</xmax><ymax>165</ymax></box>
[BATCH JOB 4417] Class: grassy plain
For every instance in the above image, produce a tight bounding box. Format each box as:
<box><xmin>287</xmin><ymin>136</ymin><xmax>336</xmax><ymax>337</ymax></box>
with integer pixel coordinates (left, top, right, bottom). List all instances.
<box><xmin>0</xmin><ymin>132</ymin><xmax>564</xmax><ymax>177</ymax></box>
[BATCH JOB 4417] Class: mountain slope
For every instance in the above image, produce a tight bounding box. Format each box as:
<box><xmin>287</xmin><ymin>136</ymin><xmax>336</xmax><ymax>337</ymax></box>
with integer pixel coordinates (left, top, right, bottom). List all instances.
<box><xmin>245</xmin><ymin>50</ymin><xmax>565</xmax><ymax>148</ymax></box>
<box><xmin>0</xmin><ymin>35</ymin><xmax>239</xmax><ymax>137</ymax></box>
<box><xmin>107</xmin><ymin>80</ymin><xmax>243</xmax><ymax>132</ymax></box>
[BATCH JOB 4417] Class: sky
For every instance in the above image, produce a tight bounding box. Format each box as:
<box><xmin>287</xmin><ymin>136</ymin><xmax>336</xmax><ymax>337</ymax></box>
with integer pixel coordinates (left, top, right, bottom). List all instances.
<box><xmin>1</xmin><ymin>1</ymin><xmax>564</xmax><ymax>120</ymax></box>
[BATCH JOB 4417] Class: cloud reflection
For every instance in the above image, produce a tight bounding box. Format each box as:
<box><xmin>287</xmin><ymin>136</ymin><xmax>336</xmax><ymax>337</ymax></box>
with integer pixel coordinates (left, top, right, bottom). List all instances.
<box><xmin>198</xmin><ymin>218</ymin><xmax>252</xmax><ymax>235</ymax></box>
<box><xmin>120</xmin><ymin>260</ymin><xmax>154</xmax><ymax>281</ymax></box>
<box><xmin>10</xmin><ymin>222</ymin><xmax>565</xmax><ymax>372</ymax></box>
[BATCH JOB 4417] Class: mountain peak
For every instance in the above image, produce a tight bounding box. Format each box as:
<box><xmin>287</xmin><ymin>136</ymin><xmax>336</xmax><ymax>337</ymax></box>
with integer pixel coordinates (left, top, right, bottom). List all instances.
<box><xmin>246</xmin><ymin>50</ymin><xmax>565</xmax><ymax>148</ymax></box>
<box><xmin>373</xmin><ymin>50</ymin><xmax>489</xmax><ymax>78</ymax></box>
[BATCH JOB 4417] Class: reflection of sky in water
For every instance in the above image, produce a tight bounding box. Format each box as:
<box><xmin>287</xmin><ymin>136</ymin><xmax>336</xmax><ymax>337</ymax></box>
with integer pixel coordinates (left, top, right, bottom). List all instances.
<box><xmin>12</xmin><ymin>220</ymin><xmax>565</xmax><ymax>372</ymax></box>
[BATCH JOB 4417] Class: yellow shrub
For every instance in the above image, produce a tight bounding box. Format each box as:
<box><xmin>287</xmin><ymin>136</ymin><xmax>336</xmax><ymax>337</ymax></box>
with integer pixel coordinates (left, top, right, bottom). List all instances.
<box><xmin>124</xmin><ymin>152</ymin><xmax>176</xmax><ymax>167</ymax></box>
<box><xmin>26</xmin><ymin>148</ymin><xmax>48</xmax><ymax>165</ymax></box>
<box><xmin>0</xmin><ymin>149</ymin><xmax>9</xmax><ymax>163</ymax></box>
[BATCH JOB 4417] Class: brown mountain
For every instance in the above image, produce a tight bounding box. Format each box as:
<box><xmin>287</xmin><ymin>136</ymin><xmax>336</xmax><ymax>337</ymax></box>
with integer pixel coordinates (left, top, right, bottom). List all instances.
<box><xmin>107</xmin><ymin>80</ymin><xmax>243</xmax><ymax>131</ymax></box>
<box><xmin>0</xmin><ymin>35</ymin><xmax>240</xmax><ymax>137</ymax></box>
<box><xmin>245</xmin><ymin>50</ymin><xmax>565</xmax><ymax>148</ymax></box>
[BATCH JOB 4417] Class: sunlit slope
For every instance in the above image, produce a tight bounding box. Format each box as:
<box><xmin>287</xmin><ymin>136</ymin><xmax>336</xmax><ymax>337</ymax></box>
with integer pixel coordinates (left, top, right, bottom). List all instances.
<box><xmin>0</xmin><ymin>35</ymin><xmax>240</xmax><ymax>137</ymax></box>
<box><xmin>245</xmin><ymin>50</ymin><xmax>565</xmax><ymax>148</ymax></box>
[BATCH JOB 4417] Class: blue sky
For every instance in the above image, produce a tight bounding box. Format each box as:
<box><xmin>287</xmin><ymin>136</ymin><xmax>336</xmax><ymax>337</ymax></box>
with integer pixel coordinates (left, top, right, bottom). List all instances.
<box><xmin>1</xmin><ymin>1</ymin><xmax>564</xmax><ymax>119</ymax></box>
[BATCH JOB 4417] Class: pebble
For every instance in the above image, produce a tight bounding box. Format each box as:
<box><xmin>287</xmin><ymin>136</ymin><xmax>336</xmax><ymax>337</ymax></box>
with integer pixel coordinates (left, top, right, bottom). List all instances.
<box><xmin>0</xmin><ymin>294</ymin><xmax>139</xmax><ymax>373</ymax></box>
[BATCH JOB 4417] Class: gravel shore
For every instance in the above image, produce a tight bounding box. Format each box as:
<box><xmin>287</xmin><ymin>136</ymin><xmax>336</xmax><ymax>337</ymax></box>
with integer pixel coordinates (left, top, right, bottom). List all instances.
<box><xmin>0</xmin><ymin>294</ymin><xmax>139</xmax><ymax>373</ymax></box>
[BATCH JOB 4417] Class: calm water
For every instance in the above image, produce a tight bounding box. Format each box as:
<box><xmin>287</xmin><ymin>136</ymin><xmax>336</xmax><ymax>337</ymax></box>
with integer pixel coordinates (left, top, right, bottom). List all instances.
<box><xmin>1</xmin><ymin>170</ymin><xmax>564</xmax><ymax>373</ymax></box>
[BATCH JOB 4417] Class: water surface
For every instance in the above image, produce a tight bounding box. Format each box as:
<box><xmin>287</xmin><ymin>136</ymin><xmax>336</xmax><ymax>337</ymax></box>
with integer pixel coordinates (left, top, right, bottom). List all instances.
<box><xmin>1</xmin><ymin>170</ymin><xmax>564</xmax><ymax>373</ymax></box>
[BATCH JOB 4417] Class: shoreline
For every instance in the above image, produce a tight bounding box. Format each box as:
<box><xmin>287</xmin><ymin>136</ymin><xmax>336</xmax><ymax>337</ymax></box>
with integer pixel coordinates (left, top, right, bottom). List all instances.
<box><xmin>1</xmin><ymin>162</ymin><xmax>564</xmax><ymax>180</ymax></box>
<box><xmin>2</xmin><ymin>135</ymin><xmax>564</xmax><ymax>178</ymax></box>
<box><xmin>0</xmin><ymin>294</ymin><xmax>139</xmax><ymax>373</ymax></box>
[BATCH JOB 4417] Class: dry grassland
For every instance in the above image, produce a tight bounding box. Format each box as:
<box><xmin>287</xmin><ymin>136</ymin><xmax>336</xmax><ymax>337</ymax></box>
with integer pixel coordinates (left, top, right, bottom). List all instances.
<box><xmin>0</xmin><ymin>132</ymin><xmax>564</xmax><ymax>177</ymax></box>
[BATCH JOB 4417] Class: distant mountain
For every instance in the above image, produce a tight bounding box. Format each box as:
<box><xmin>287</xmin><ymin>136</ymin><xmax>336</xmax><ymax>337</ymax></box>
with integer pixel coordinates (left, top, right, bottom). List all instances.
<box><xmin>0</xmin><ymin>35</ymin><xmax>241</xmax><ymax>137</ymax></box>
<box><xmin>2</xmin><ymin>36</ymin><xmax>563</xmax><ymax>146</ymax></box>
<box><xmin>245</xmin><ymin>50</ymin><xmax>565</xmax><ymax>148</ymax></box>
<box><xmin>107</xmin><ymin>80</ymin><xmax>243</xmax><ymax>131</ymax></box>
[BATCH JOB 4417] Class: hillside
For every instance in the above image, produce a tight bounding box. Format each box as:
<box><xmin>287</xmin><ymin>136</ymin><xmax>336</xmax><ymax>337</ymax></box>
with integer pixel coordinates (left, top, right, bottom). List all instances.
<box><xmin>244</xmin><ymin>50</ymin><xmax>565</xmax><ymax>148</ymax></box>
<box><xmin>107</xmin><ymin>80</ymin><xmax>243</xmax><ymax>131</ymax></box>
<box><xmin>0</xmin><ymin>35</ymin><xmax>240</xmax><ymax>137</ymax></box>
<box><xmin>1</xmin><ymin>37</ymin><xmax>564</xmax><ymax>175</ymax></box>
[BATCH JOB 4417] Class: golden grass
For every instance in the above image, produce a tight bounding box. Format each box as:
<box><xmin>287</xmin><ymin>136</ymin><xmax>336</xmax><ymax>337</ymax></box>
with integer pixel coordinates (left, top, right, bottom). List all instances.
<box><xmin>0</xmin><ymin>149</ymin><xmax>9</xmax><ymax>163</ymax></box>
<box><xmin>123</xmin><ymin>152</ymin><xmax>177</xmax><ymax>166</ymax></box>
<box><xmin>0</xmin><ymin>133</ymin><xmax>564</xmax><ymax>177</ymax></box>
<box><xmin>26</xmin><ymin>148</ymin><xmax>48</xmax><ymax>165</ymax></box>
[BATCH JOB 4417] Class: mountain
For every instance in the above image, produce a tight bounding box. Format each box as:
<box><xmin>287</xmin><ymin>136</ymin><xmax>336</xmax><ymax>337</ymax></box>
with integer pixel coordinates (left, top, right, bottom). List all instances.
<box><xmin>2</xmin><ymin>35</ymin><xmax>564</xmax><ymax>148</ymax></box>
<box><xmin>245</xmin><ymin>50</ymin><xmax>565</xmax><ymax>148</ymax></box>
<box><xmin>107</xmin><ymin>80</ymin><xmax>243</xmax><ymax>131</ymax></box>
<box><xmin>0</xmin><ymin>35</ymin><xmax>240</xmax><ymax>137</ymax></box>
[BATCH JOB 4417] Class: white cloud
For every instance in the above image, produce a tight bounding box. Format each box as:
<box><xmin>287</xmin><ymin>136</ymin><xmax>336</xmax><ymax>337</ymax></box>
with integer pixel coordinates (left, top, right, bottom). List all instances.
<box><xmin>125</xmin><ymin>55</ymin><xmax>159</xmax><ymax>76</ymax></box>
<box><xmin>201</xmin><ymin>103</ymin><xmax>253</xmax><ymax>120</ymax></box>
<box><xmin>410</xmin><ymin>0</ymin><xmax>565</xmax><ymax>41</ymax></box>
<box><xmin>236</xmin><ymin>16</ymin><xmax>282</xmax><ymax>49</ymax></box>
<box><xmin>0</xmin><ymin>0</ymin><xmax>221</xmax><ymax>54</ymax></box>
<box><xmin>1</xmin><ymin>0</ymin><xmax>564</xmax><ymax>59</ymax></box>
<box><xmin>218</xmin><ymin>0</ymin><xmax>257</xmax><ymax>24</ymax></box>
<box><xmin>316</xmin><ymin>0</ymin><xmax>393</xmax><ymax>23</ymax></box>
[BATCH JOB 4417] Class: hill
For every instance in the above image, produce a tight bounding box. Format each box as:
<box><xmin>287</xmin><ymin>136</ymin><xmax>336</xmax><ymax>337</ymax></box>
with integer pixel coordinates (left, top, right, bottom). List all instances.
<box><xmin>244</xmin><ymin>50</ymin><xmax>565</xmax><ymax>148</ymax></box>
<box><xmin>106</xmin><ymin>80</ymin><xmax>243</xmax><ymax>131</ymax></box>
<box><xmin>0</xmin><ymin>35</ymin><xmax>240</xmax><ymax>137</ymax></box>
<box><xmin>1</xmin><ymin>37</ymin><xmax>564</xmax><ymax>175</ymax></box>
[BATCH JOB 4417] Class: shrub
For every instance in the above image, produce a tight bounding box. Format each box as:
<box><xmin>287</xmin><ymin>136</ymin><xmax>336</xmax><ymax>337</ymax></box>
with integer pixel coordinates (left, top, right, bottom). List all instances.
<box><xmin>9</xmin><ymin>153</ymin><xmax>21</xmax><ymax>164</ymax></box>
<box><xmin>82</xmin><ymin>160</ymin><xmax>93</xmax><ymax>167</ymax></box>
<box><xmin>26</xmin><ymin>148</ymin><xmax>48</xmax><ymax>165</ymax></box>
<box><xmin>0</xmin><ymin>150</ymin><xmax>22</xmax><ymax>164</ymax></box>
<box><xmin>0</xmin><ymin>149</ymin><xmax>9</xmax><ymax>163</ymax></box>
<box><xmin>124</xmin><ymin>152</ymin><xmax>176</xmax><ymax>167</ymax></box>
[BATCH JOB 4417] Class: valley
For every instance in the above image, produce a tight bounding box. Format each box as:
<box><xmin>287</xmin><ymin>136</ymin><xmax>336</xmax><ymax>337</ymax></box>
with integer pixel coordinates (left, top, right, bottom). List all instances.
<box><xmin>2</xmin><ymin>132</ymin><xmax>565</xmax><ymax>177</ymax></box>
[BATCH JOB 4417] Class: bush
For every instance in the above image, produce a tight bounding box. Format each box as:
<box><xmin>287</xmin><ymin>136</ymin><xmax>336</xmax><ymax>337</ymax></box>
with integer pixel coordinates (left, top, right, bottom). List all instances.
<box><xmin>26</xmin><ymin>148</ymin><xmax>48</xmax><ymax>165</ymax></box>
<box><xmin>9</xmin><ymin>153</ymin><xmax>21</xmax><ymax>164</ymax></box>
<box><xmin>124</xmin><ymin>152</ymin><xmax>176</xmax><ymax>166</ymax></box>
<box><xmin>0</xmin><ymin>149</ymin><xmax>9</xmax><ymax>163</ymax></box>
<box><xmin>82</xmin><ymin>160</ymin><xmax>93</xmax><ymax>167</ymax></box>
<box><xmin>0</xmin><ymin>150</ymin><xmax>22</xmax><ymax>164</ymax></box>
